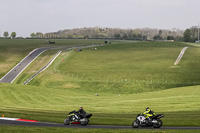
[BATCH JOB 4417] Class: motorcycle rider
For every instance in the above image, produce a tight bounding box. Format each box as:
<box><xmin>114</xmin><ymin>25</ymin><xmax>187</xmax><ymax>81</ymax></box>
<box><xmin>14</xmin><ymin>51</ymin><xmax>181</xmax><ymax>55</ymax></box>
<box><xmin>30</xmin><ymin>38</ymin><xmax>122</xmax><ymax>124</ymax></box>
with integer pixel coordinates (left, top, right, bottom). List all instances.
<box><xmin>76</xmin><ymin>107</ymin><xmax>86</xmax><ymax>120</ymax></box>
<box><xmin>143</xmin><ymin>107</ymin><xmax>156</xmax><ymax>122</ymax></box>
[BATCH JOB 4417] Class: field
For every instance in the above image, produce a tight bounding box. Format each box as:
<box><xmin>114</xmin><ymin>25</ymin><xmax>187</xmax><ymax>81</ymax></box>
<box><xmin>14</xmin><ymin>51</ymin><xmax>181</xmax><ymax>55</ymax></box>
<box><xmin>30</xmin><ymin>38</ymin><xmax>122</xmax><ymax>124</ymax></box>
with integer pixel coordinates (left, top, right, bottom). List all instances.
<box><xmin>0</xmin><ymin>82</ymin><xmax>200</xmax><ymax>127</ymax></box>
<box><xmin>0</xmin><ymin>39</ymin><xmax>104</xmax><ymax>78</ymax></box>
<box><xmin>1</xmin><ymin>125</ymin><xmax>200</xmax><ymax>133</ymax></box>
<box><xmin>1</xmin><ymin>39</ymin><xmax>200</xmax><ymax>132</ymax></box>
<box><xmin>14</xmin><ymin>41</ymin><xmax>200</xmax><ymax>93</ymax></box>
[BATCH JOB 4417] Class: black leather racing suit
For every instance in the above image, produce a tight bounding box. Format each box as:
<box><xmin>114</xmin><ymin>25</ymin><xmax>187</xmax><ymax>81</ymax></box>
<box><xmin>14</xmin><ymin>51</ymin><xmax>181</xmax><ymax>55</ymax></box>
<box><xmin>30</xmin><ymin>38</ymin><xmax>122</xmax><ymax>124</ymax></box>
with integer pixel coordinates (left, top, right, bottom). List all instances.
<box><xmin>76</xmin><ymin>109</ymin><xmax>86</xmax><ymax>119</ymax></box>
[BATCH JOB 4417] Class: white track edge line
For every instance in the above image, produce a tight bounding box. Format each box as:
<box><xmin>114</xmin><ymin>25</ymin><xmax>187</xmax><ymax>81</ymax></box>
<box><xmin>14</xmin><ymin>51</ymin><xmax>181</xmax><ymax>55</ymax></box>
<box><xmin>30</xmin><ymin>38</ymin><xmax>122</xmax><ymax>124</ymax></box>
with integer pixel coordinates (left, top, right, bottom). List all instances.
<box><xmin>10</xmin><ymin>49</ymin><xmax>47</xmax><ymax>83</ymax></box>
<box><xmin>23</xmin><ymin>50</ymin><xmax>62</xmax><ymax>85</ymax></box>
<box><xmin>0</xmin><ymin>48</ymin><xmax>39</xmax><ymax>82</ymax></box>
<box><xmin>0</xmin><ymin>117</ymin><xmax>19</xmax><ymax>121</ymax></box>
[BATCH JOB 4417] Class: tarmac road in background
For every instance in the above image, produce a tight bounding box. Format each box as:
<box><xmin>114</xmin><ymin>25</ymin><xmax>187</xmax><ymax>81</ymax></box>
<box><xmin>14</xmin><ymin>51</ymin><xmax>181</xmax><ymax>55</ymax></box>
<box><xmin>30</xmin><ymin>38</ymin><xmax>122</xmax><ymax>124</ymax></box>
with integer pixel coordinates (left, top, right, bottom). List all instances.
<box><xmin>0</xmin><ymin>47</ymin><xmax>49</xmax><ymax>83</ymax></box>
<box><xmin>0</xmin><ymin>44</ymin><xmax>102</xmax><ymax>83</ymax></box>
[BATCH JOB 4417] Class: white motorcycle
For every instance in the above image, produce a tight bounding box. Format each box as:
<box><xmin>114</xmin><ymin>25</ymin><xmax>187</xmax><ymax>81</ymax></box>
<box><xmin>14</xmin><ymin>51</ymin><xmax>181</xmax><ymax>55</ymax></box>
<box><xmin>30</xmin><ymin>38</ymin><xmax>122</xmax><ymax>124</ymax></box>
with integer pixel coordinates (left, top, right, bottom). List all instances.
<box><xmin>132</xmin><ymin>113</ymin><xmax>164</xmax><ymax>128</ymax></box>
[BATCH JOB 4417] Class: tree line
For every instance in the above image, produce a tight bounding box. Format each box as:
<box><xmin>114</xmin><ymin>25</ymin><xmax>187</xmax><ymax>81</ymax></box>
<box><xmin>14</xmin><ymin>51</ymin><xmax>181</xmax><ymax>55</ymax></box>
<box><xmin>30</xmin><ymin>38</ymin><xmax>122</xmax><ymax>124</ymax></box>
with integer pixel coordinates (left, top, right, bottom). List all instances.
<box><xmin>2</xmin><ymin>31</ymin><xmax>16</xmax><ymax>38</ymax></box>
<box><xmin>28</xmin><ymin>27</ymin><xmax>184</xmax><ymax>41</ymax></box>
<box><xmin>2</xmin><ymin>26</ymin><xmax>199</xmax><ymax>42</ymax></box>
<box><xmin>56</xmin><ymin>27</ymin><xmax>184</xmax><ymax>41</ymax></box>
<box><xmin>183</xmin><ymin>26</ymin><xmax>199</xmax><ymax>42</ymax></box>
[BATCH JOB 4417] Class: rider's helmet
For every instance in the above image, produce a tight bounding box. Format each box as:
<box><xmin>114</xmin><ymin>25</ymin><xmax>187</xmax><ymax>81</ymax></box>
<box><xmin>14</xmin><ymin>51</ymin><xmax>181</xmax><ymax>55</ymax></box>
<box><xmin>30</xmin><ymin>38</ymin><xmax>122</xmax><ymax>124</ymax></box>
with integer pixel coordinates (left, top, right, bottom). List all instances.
<box><xmin>146</xmin><ymin>107</ymin><xmax>150</xmax><ymax>111</ymax></box>
<box><xmin>80</xmin><ymin>107</ymin><xmax>83</xmax><ymax>109</ymax></box>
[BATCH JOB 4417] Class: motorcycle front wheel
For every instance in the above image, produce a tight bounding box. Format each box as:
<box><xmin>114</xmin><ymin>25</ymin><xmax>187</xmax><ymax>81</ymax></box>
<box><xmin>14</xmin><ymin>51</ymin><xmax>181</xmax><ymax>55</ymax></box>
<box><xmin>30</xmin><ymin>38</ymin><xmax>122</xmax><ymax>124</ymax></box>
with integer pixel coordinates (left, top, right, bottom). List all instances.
<box><xmin>153</xmin><ymin>119</ymin><xmax>162</xmax><ymax>128</ymax></box>
<box><xmin>132</xmin><ymin>120</ymin><xmax>140</xmax><ymax>128</ymax></box>
<box><xmin>64</xmin><ymin>117</ymin><xmax>70</xmax><ymax>125</ymax></box>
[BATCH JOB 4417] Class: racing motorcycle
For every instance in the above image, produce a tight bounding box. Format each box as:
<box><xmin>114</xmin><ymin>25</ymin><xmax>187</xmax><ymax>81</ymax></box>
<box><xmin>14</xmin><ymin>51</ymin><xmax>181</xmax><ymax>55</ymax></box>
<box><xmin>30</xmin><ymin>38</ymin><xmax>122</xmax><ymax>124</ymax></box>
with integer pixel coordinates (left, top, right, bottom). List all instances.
<box><xmin>132</xmin><ymin>113</ymin><xmax>164</xmax><ymax>128</ymax></box>
<box><xmin>64</xmin><ymin>110</ymin><xmax>92</xmax><ymax>126</ymax></box>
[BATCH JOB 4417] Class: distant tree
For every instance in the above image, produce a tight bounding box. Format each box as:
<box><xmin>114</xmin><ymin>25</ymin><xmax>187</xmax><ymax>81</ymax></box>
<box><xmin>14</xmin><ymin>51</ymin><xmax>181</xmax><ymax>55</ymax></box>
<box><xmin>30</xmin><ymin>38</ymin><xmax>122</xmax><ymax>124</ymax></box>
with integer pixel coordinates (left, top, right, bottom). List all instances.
<box><xmin>136</xmin><ymin>34</ymin><xmax>142</xmax><ymax>39</ymax></box>
<box><xmin>153</xmin><ymin>35</ymin><xmax>162</xmax><ymax>40</ymax></box>
<box><xmin>142</xmin><ymin>35</ymin><xmax>147</xmax><ymax>40</ymax></box>
<box><xmin>174</xmin><ymin>36</ymin><xmax>183</xmax><ymax>42</ymax></box>
<box><xmin>153</xmin><ymin>30</ymin><xmax>163</xmax><ymax>40</ymax></box>
<box><xmin>121</xmin><ymin>33</ymin><xmax>128</xmax><ymax>39</ymax></box>
<box><xmin>44</xmin><ymin>27</ymin><xmax>184</xmax><ymax>41</ymax></box>
<box><xmin>153</xmin><ymin>35</ymin><xmax>158</xmax><ymax>40</ymax></box>
<box><xmin>167</xmin><ymin>36</ymin><xmax>175</xmax><ymax>40</ymax></box>
<box><xmin>132</xmin><ymin>33</ymin><xmax>137</xmax><ymax>39</ymax></box>
<box><xmin>67</xmin><ymin>34</ymin><xmax>73</xmax><ymax>38</ymax></box>
<box><xmin>183</xmin><ymin>26</ymin><xmax>199</xmax><ymax>42</ymax></box>
<box><xmin>3</xmin><ymin>31</ymin><xmax>9</xmax><ymax>38</ymax></box>
<box><xmin>84</xmin><ymin>35</ymin><xmax>89</xmax><ymax>39</ymax></box>
<box><xmin>183</xmin><ymin>29</ymin><xmax>192</xmax><ymax>42</ymax></box>
<box><xmin>190</xmin><ymin>26</ymin><xmax>198</xmax><ymax>41</ymax></box>
<box><xmin>73</xmin><ymin>34</ymin><xmax>77</xmax><ymax>38</ymax></box>
<box><xmin>158</xmin><ymin>30</ymin><xmax>162</xmax><ymax>36</ymax></box>
<box><xmin>36</xmin><ymin>32</ymin><xmax>43</xmax><ymax>38</ymax></box>
<box><xmin>30</xmin><ymin>33</ymin><xmax>36</xmax><ymax>38</ymax></box>
<box><xmin>126</xmin><ymin>30</ymin><xmax>133</xmax><ymax>39</ymax></box>
<box><xmin>11</xmin><ymin>32</ymin><xmax>16</xmax><ymax>38</ymax></box>
<box><xmin>114</xmin><ymin>34</ymin><xmax>120</xmax><ymax>39</ymax></box>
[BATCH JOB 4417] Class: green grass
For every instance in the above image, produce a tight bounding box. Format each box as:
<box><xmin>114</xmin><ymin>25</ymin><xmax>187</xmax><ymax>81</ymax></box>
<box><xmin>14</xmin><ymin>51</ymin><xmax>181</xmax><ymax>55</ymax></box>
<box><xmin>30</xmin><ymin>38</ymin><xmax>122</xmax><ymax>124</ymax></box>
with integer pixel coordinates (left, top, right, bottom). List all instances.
<box><xmin>1</xmin><ymin>40</ymin><xmax>200</xmax><ymax>132</ymax></box>
<box><xmin>0</xmin><ymin>83</ymin><xmax>200</xmax><ymax>126</ymax></box>
<box><xmin>0</xmin><ymin>39</ymin><xmax>104</xmax><ymax>78</ymax></box>
<box><xmin>21</xmin><ymin>41</ymin><xmax>200</xmax><ymax>94</ymax></box>
<box><xmin>13</xmin><ymin>49</ymin><xmax>59</xmax><ymax>84</ymax></box>
<box><xmin>1</xmin><ymin>125</ymin><xmax>200</xmax><ymax>133</ymax></box>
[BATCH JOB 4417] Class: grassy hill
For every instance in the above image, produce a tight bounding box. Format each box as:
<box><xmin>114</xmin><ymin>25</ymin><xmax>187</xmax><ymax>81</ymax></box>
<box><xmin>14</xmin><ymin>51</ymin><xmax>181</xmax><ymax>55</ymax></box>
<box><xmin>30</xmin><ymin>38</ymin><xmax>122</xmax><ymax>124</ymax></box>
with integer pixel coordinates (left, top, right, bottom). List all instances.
<box><xmin>1</xmin><ymin>40</ymin><xmax>200</xmax><ymax>127</ymax></box>
<box><xmin>0</xmin><ymin>39</ymin><xmax>104</xmax><ymax>78</ymax></box>
<box><xmin>16</xmin><ymin>41</ymin><xmax>200</xmax><ymax>94</ymax></box>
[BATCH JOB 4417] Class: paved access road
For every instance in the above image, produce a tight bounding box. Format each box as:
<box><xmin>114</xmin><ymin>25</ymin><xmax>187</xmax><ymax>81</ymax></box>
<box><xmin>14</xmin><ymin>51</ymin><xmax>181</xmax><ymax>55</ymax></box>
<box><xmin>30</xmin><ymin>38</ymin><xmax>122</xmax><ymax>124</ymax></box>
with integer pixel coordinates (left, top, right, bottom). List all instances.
<box><xmin>0</xmin><ymin>47</ymin><xmax>49</xmax><ymax>83</ymax></box>
<box><xmin>0</xmin><ymin>119</ymin><xmax>200</xmax><ymax>130</ymax></box>
<box><xmin>174</xmin><ymin>47</ymin><xmax>188</xmax><ymax>65</ymax></box>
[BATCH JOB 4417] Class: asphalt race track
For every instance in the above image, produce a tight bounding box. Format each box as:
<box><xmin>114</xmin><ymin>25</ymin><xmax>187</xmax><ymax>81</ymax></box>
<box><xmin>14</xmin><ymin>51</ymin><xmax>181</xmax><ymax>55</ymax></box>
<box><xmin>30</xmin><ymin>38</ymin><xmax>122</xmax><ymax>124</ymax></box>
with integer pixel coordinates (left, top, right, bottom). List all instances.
<box><xmin>0</xmin><ymin>120</ymin><xmax>200</xmax><ymax>130</ymax></box>
<box><xmin>0</xmin><ymin>44</ymin><xmax>101</xmax><ymax>84</ymax></box>
<box><xmin>0</xmin><ymin>47</ymin><xmax>49</xmax><ymax>83</ymax></box>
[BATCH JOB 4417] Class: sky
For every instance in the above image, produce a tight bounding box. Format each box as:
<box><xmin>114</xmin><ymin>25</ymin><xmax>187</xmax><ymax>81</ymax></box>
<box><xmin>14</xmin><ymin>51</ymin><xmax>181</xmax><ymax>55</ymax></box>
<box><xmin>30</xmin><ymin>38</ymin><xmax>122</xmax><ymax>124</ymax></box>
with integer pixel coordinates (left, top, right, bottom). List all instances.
<box><xmin>0</xmin><ymin>0</ymin><xmax>200</xmax><ymax>37</ymax></box>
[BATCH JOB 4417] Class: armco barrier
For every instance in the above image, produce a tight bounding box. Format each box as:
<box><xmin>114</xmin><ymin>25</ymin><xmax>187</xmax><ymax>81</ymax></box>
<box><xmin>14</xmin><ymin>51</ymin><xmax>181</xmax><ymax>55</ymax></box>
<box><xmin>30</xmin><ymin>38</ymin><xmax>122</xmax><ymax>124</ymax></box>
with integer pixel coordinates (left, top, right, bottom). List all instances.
<box><xmin>23</xmin><ymin>50</ymin><xmax>61</xmax><ymax>85</ymax></box>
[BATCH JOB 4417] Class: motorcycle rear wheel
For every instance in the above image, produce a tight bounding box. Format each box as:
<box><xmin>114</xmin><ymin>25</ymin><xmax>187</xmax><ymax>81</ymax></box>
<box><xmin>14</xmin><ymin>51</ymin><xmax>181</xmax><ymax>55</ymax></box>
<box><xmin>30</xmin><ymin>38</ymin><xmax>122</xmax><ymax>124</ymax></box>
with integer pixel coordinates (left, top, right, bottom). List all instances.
<box><xmin>80</xmin><ymin>118</ymin><xmax>89</xmax><ymax>126</ymax></box>
<box><xmin>132</xmin><ymin>120</ymin><xmax>140</xmax><ymax>128</ymax></box>
<box><xmin>153</xmin><ymin>119</ymin><xmax>162</xmax><ymax>128</ymax></box>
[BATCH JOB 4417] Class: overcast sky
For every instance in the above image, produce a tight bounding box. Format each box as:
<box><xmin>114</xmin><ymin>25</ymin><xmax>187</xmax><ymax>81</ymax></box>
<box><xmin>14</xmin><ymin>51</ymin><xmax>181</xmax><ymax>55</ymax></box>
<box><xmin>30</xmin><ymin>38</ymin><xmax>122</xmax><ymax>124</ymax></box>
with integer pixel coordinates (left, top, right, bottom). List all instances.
<box><xmin>0</xmin><ymin>0</ymin><xmax>200</xmax><ymax>37</ymax></box>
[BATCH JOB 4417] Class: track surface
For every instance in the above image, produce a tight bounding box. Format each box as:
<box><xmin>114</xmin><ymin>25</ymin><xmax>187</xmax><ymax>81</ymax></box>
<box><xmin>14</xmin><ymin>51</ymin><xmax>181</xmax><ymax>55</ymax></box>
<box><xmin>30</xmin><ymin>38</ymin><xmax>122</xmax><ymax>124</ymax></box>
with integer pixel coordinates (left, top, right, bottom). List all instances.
<box><xmin>0</xmin><ymin>45</ymin><xmax>101</xmax><ymax>83</ymax></box>
<box><xmin>0</xmin><ymin>47</ymin><xmax>49</xmax><ymax>83</ymax></box>
<box><xmin>0</xmin><ymin>120</ymin><xmax>200</xmax><ymax>130</ymax></box>
<box><xmin>174</xmin><ymin>47</ymin><xmax>188</xmax><ymax>65</ymax></box>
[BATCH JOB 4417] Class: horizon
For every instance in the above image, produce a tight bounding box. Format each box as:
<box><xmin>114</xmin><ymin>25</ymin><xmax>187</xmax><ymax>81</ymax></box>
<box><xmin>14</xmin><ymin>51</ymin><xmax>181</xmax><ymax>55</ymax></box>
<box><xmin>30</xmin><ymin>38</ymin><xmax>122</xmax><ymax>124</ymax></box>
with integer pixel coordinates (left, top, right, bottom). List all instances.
<box><xmin>0</xmin><ymin>26</ymin><xmax>185</xmax><ymax>38</ymax></box>
<box><xmin>0</xmin><ymin>0</ymin><xmax>200</xmax><ymax>37</ymax></box>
